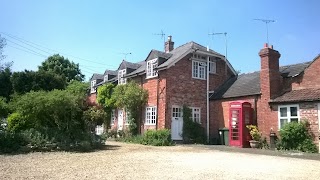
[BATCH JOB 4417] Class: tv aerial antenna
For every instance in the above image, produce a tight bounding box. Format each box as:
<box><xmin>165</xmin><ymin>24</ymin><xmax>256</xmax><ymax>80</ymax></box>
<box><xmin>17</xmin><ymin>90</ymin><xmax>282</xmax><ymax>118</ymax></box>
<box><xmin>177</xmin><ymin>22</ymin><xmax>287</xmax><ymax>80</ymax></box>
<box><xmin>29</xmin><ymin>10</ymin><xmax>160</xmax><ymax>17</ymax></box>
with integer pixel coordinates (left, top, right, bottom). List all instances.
<box><xmin>120</xmin><ymin>52</ymin><xmax>131</xmax><ymax>60</ymax></box>
<box><xmin>254</xmin><ymin>19</ymin><xmax>276</xmax><ymax>44</ymax></box>
<box><xmin>153</xmin><ymin>30</ymin><xmax>166</xmax><ymax>48</ymax></box>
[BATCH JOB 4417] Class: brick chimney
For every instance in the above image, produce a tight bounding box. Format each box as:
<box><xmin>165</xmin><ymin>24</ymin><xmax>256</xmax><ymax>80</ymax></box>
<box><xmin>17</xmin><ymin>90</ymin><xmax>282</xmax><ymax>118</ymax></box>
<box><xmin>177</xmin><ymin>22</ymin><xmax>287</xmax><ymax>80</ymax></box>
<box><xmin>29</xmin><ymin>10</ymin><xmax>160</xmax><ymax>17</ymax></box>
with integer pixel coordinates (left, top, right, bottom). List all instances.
<box><xmin>259</xmin><ymin>43</ymin><xmax>281</xmax><ymax>100</ymax></box>
<box><xmin>165</xmin><ymin>35</ymin><xmax>174</xmax><ymax>53</ymax></box>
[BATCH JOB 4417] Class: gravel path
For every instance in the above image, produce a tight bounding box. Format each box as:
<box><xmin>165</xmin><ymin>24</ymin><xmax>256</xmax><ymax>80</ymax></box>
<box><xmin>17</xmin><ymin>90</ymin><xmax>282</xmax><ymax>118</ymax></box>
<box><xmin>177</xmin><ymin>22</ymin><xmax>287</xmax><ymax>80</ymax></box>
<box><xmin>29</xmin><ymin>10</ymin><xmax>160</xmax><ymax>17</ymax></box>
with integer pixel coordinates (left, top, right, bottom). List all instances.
<box><xmin>1</xmin><ymin>141</ymin><xmax>320</xmax><ymax>180</ymax></box>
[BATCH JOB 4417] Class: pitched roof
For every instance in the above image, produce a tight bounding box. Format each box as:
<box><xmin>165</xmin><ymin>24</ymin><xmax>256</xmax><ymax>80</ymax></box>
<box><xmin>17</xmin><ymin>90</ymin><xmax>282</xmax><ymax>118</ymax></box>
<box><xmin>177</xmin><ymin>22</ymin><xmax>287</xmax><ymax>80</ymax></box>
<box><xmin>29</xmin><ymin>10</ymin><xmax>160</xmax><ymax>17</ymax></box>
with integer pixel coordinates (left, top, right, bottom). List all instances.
<box><xmin>104</xmin><ymin>69</ymin><xmax>117</xmax><ymax>76</ymax></box>
<box><xmin>271</xmin><ymin>88</ymin><xmax>320</xmax><ymax>103</ymax></box>
<box><xmin>118</xmin><ymin>60</ymin><xmax>142</xmax><ymax>70</ymax></box>
<box><xmin>126</xmin><ymin>41</ymin><xmax>232</xmax><ymax>78</ymax></box>
<box><xmin>91</xmin><ymin>73</ymin><xmax>104</xmax><ymax>81</ymax></box>
<box><xmin>211</xmin><ymin>61</ymin><xmax>312</xmax><ymax>100</ymax></box>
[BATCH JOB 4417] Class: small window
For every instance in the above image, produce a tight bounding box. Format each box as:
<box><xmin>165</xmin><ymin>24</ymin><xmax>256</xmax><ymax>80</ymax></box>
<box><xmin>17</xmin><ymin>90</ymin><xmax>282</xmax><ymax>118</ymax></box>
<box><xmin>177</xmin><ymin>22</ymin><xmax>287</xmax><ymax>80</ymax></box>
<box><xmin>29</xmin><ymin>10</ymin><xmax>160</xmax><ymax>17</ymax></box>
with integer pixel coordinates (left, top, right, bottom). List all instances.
<box><xmin>118</xmin><ymin>69</ymin><xmax>127</xmax><ymax>85</ymax></box>
<box><xmin>145</xmin><ymin>106</ymin><xmax>157</xmax><ymax>125</ymax></box>
<box><xmin>146</xmin><ymin>58</ymin><xmax>158</xmax><ymax>78</ymax></box>
<box><xmin>191</xmin><ymin>107</ymin><xmax>201</xmax><ymax>124</ymax></box>
<box><xmin>125</xmin><ymin>110</ymin><xmax>130</xmax><ymax>125</ymax></box>
<box><xmin>278</xmin><ymin>105</ymin><xmax>299</xmax><ymax>129</ymax></box>
<box><xmin>90</xmin><ymin>80</ymin><xmax>96</xmax><ymax>93</ymax></box>
<box><xmin>110</xmin><ymin>109</ymin><xmax>115</xmax><ymax>125</ymax></box>
<box><xmin>209</xmin><ymin>61</ymin><xmax>216</xmax><ymax>74</ymax></box>
<box><xmin>192</xmin><ymin>61</ymin><xmax>206</xmax><ymax>80</ymax></box>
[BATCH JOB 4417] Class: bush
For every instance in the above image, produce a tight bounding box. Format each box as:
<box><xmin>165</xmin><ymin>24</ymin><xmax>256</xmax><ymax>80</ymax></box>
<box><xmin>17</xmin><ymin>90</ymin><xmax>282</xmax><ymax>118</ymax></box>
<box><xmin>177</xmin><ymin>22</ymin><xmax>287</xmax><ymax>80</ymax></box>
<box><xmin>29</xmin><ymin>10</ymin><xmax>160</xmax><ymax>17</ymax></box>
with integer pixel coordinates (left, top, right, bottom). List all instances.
<box><xmin>141</xmin><ymin>129</ymin><xmax>173</xmax><ymax>146</ymax></box>
<box><xmin>182</xmin><ymin>106</ymin><xmax>207</xmax><ymax>144</ymax></box>
<box><xmin>277</xmin><ymin>121</ymin><xmax>317</xmax><ymax>153</ymax></box>
<box><xmin>7</xmin><ymin>112</ymin><xmax>28</xmax><ymax>132</ymax></box>
<box><xmin>0</xmin><ymin>131</ymin><xmax>26</xmax><ymax>153</ymax></box>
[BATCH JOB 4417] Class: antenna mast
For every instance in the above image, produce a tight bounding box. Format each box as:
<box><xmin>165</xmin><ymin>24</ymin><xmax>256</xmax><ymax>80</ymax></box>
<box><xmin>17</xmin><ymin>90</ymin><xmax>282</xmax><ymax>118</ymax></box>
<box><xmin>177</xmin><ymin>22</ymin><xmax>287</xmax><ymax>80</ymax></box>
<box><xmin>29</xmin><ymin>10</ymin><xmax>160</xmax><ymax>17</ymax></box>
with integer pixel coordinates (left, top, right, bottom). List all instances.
<box><xmin>120</xmin><ymin>52</ymin><xmax>131</xmax><ymax>60</ymax></box>
<box><xmin>153</xmin><ymin>30</ymin><xmax>166</xmax><ymax>50</ymax></box>
<box><xmin>254</xmin><ymin>19</ymin><xmax>275</xmax><ymax>44</ymax></box>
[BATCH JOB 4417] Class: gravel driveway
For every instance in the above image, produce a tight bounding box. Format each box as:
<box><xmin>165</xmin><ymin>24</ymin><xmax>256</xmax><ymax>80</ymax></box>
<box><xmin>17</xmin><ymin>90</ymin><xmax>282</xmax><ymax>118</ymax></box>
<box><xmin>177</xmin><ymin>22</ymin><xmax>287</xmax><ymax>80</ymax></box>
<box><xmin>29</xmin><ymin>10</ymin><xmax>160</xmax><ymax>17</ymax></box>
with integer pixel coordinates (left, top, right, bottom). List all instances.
<box><xmin>1</xmin><ymin>141</ymin><xmax>320</xmax><ymax>180</ymax></box>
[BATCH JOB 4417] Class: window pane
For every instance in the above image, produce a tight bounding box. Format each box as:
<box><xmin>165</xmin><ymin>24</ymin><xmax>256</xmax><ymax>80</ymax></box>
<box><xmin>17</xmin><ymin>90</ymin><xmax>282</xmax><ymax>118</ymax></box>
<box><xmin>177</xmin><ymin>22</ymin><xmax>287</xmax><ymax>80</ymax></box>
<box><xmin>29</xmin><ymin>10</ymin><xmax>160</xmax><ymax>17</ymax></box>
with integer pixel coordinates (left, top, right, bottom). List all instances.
<box><xmin>280</xmin><ymin>119</ymin><xmax>288</xmax><ymax>128</ymax></box>
<box><xmin>280</xmin><ymin>107</ymin><xmax>287</xmax><ymax>117</ymax></box>
<box><xmin>290</xmin><ymin>107</ymin><xmax>298</xmax><ymax>116</ymax></box>
<box><xmin>290</xmin><ymin>118</ymin><xmax>298</xmax><ymax>123</ymax></box>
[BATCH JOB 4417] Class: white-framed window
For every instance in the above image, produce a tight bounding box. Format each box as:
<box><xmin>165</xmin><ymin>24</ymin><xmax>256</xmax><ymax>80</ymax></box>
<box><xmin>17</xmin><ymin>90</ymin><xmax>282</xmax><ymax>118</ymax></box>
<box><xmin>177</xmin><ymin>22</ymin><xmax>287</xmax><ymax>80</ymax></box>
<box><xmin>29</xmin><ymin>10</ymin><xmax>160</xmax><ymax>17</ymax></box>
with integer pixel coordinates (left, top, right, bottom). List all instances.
<box><xmin>95</xmin><ymin>125</ymin><xmax>104</xmax><ymax>135</ymax></box>
<box><xmin>125</xmin><ymin>110</ymin><xmax>130</xmax><ymax>125</ymax></box>
<box><xmin>104</xmin><ymin>75</ymin><xmax>108</xmax><ymax>82</ymax></box>
<box><xmin>145</xmin><ymin>106</ymin><xmax>157</xmax><ymax>125</ymax></box>
<box><xmin>118</xmin><ymin>69</ymin><xmax>127</xmax><ymax>84</ymax></box>
<box><xmin>192</xmin><ymin>61</ymin><xmax>206</xmax><ymax>80</ymax></box>
<box><xmin>191</xmin><ymin>107</ymin><xmax>201</xmax><ymax>124</ymax></box>
<box><xmin>209</xmin><ymin>61</ymin><xmax>216</xmax><ymax>74</ymax></box>
<box><xmin>110</xmin><ymin>109</ymin><xmax>115</xmax><ymax>125</ymax></box>
<box><xmin>146</xmin><ymin>58</ymin><xmax>158</xmax><ymax>78</ymax></box>
<box><xmin>278</xmin><ymin>105</ymin><xmax>300</xmax><ymax>129</ymax></box>
<box><xmin>90</xmin><ymin>80</ymin><xmax>96</xmax><ymax>93</ymax></box>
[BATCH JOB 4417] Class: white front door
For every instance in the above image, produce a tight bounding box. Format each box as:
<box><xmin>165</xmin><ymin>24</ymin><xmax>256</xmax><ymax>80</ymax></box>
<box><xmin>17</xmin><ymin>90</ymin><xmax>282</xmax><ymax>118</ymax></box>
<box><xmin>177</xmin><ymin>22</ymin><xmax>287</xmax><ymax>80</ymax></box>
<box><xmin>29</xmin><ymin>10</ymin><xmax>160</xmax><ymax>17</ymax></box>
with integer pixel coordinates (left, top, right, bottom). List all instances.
<box><xmin>118</xmin><ymin>109</ymin><xmax>124</xmax><ymax>130</ymax></box>
<box><xmin>171</xmin><ymin>106</ymin><xmax>183</xmax><ymax>140</ymax></box>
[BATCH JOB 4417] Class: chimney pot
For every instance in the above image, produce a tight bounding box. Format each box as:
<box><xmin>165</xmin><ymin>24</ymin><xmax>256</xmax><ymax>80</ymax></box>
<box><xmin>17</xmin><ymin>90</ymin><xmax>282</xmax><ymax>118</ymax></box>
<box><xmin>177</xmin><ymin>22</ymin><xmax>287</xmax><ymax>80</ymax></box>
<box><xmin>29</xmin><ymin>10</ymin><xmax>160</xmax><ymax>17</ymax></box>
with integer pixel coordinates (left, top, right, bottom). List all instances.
<box><xmin>264</xmin><ymin>43</ymin><xmax>268</xmax><ymax>48</ymax></box>
<box><xmin>165</xmin><ymin>35</ymin><xmax>174</xmax><ymax>53</ymax></box>
<box><xmin>270</xmin><ymin>45</ymin><xmax>273</xmax><ymax>49</ymax></box>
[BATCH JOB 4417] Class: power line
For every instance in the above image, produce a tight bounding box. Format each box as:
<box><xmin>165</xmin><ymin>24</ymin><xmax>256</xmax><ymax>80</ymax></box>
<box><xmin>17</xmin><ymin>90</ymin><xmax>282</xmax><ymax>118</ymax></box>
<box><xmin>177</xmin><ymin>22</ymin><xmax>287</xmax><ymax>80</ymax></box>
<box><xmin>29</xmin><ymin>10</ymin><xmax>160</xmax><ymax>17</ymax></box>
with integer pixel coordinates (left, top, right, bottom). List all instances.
<box><xmin>6</xmin><ymin>44</ymin><xmax>47</xmax><ymax>58</ymax></box>
<box><xmin>0</xmin><ymin>32</ymin><xmax>116</xmax><ymax>67</ymax></box>
<box><xmin>6</xmin><ymin>39</ymin><xmax>48</xmax><ymax>58</ymax></box>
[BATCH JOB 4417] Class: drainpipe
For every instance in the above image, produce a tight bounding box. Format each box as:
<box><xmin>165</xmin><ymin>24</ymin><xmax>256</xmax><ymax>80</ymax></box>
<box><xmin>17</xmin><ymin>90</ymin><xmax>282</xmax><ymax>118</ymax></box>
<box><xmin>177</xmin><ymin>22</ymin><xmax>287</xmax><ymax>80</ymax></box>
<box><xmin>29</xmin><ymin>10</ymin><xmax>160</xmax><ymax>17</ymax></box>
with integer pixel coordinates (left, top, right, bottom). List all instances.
<box><xmin>206</xmin><ymin>49</ymin><xmax>210</xmax><ymax>144</ymax></box>
<box><xmin>156</xmin><ymin>73</ymin><xmax>160</xmax><ymax>130</ymax></box>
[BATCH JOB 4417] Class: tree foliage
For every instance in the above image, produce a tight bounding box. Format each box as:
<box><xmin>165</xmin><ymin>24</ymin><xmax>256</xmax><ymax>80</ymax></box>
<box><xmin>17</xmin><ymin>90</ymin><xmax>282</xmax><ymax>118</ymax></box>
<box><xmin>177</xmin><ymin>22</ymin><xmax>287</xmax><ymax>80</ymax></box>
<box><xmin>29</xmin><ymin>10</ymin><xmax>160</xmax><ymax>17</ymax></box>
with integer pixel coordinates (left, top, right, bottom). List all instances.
<box><xmin>182</xmin><ymin>106</ymin><xmax>206</xmax><ymax>144</ymax></box>
<box><xmin>0</xmin><ymin>67</ymin><xmax>12</xmax><ymax>100</ymax></box>
<box><xmin>11</xmin><ymin>70</ymin><xmax>66</xmax><ymax>94</ymax></box>
<box><xmin>0</xmin><ymin>97</ymin><xmax>9</xmax><ymax>118</ymax></box>
<box><xmin>112</xmin><ymin>81</ymin><xmax>148</xmax><ymax>135</ymax></box>
<box><xmin>38</xmin><ymin>54</ymin><xmax>84</xmax><ymax>82</ymax></box>
<box><xmin>8</xmin><ymin>82</ymin><xmax>89</xmax><ymax>146</ymax></box>
<box><xmin>0</xmin><ymin>34</ymin><xmax>6</xmax><ymax>62</ymax></box>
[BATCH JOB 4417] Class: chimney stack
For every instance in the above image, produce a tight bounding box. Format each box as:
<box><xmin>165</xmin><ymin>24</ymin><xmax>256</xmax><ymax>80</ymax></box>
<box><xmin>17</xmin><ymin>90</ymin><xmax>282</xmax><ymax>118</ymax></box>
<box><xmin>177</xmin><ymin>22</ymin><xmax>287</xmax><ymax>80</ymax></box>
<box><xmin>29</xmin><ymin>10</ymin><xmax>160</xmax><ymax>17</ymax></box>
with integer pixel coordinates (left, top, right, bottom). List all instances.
<box><xmin>165</xmin><ymin>35</ymin><xmax>174</xmax><ymax>53</ymax></box>
<box><xmin>259</xmin><ymin>43</ymin><xmax>281</xmax><ymax>100</ymax></box>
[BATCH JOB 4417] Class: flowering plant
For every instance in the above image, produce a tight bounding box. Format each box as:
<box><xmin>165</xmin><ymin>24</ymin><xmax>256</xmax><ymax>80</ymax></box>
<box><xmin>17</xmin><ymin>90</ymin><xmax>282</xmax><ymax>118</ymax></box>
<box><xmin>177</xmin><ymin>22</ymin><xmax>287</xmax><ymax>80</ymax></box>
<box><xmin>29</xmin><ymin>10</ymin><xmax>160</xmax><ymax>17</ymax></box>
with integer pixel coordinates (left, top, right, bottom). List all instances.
<box><xmin>246</xmin><ymin>125</ymin><xmax>261</xmax><ymax>141</ymax></box>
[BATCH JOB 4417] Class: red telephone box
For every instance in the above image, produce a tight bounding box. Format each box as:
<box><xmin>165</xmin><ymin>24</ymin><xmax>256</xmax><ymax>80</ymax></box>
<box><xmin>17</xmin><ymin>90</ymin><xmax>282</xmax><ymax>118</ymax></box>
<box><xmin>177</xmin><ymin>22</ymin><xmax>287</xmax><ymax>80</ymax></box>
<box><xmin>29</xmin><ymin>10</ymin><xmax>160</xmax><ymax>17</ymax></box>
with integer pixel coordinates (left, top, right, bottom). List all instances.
<box><xmin>229</xmin><ymin>101</ymin><xmax>253</xmax><ymax>147</ymax></box>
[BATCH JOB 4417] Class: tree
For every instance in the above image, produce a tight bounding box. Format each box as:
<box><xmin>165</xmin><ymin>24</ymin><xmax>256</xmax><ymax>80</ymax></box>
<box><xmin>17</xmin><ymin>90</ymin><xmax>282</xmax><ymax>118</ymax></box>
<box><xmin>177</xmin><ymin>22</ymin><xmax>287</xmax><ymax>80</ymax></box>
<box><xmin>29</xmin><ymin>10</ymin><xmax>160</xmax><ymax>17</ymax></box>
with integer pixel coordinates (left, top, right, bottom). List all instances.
<box><xmin>0</xmin><ymin>68</ymin><xmax>12</xmax><ymax>100</ymax></box>
<box><xmin>96</xmin><ymin>83</ymin><xmax>116</xmax><ymax>129</ymax></box>
<box><xmin>11</xmin><ymin>70</ymin><xmax>66</xmax><ymax>94</ymax></box>
<box><xmin>112</xmin><ymin>81</ymin><xmax>148</xmax><ymax>135</ymax></box>
<box><xmin>38</xmin><ymin>54</ymin><xmax>84</xmax><ymax>82</ymax></box>
<box><xmin>0</xmin><ymin>35</ymin><xmax>6</xmax><ymax>62</ymax></box>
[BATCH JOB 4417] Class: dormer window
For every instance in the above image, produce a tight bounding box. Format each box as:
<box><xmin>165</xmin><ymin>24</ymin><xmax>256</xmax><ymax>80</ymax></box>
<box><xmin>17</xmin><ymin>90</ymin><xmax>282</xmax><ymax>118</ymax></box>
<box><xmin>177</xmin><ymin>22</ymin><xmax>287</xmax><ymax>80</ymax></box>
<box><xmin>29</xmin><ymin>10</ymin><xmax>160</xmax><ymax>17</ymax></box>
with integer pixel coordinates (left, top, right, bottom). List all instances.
<box><xmin>146</xmin><ymin>58</ymin><xmax>158</xmax><ymax>78</ymax></box>
<box><xmin>118</xmin><ymin>69</ymin><xmax>127</xmax><ymax>84</ymax></box>
<box><xmin>104</xmin><ymin>75</ymin><xmax>108</xmax><ymax>82</ymax></box>
<box><xmin>90</xmin><ymin>80</ymin><xmax>96</xmax><ymax>93</ymax></box>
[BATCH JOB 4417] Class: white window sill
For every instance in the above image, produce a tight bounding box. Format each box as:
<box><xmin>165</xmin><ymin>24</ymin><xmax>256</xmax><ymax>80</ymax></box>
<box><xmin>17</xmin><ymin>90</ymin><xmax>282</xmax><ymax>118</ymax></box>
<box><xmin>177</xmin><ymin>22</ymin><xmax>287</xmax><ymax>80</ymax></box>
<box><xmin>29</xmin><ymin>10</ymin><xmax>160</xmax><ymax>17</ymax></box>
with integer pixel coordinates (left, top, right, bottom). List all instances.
<box><xmin>192</xmin><ymin>77</ymin><xmax>206</xmax><ymax>80</ymax></box>
<box><xmin>145</xmin><ymin>124</ymin><xmax>156</xmax><ymax>126</ymax></box>
<box><xmin>146</xmin><ymin>75</ymin><xmax>158</xmax><ymax>80</ymax></box>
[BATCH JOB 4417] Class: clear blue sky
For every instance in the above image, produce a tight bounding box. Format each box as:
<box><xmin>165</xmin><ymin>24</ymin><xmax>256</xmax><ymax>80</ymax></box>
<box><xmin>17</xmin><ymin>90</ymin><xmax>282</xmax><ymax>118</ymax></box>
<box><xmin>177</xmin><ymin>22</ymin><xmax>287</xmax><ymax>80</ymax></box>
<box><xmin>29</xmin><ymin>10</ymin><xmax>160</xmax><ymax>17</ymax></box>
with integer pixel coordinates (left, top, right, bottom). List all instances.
<box><xmin>1</xmin><ymin>0</ymin><xmax>319</xmax><ymax>80</ymax></box>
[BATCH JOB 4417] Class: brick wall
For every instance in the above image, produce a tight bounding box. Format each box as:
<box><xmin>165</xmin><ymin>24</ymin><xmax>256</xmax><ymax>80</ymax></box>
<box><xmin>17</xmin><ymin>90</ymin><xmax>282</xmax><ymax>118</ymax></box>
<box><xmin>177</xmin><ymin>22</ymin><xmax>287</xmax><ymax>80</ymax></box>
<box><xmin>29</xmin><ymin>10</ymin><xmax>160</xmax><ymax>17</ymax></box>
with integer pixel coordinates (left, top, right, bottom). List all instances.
<box><xmin>166</xmin><ymin>54</ymin><xmax>230</xmax><ymax>131</ymax></box>
<box><xmin>292</xmin><ymin>56</ymin><xmax>320</xmax><ymax>90</ymax></box>
<box><xmin>210</xmin><ymin>96</ymin><xmax>257</xmax><ymax>140</ymax></box>
<box><xmin>87</xmin><ymin>93</ymin><xmax>98</xmax><ymax>106</ymax></box>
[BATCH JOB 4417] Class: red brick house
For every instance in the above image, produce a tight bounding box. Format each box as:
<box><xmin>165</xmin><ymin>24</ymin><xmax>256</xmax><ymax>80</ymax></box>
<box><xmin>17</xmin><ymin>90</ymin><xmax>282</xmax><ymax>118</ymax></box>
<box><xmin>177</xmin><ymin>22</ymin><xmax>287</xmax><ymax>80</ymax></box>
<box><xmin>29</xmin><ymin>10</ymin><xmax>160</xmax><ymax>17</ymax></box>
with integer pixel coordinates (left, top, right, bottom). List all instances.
<box><xmin>211</xmin><ymin>43</ymin><xmax>320</xmax><ymax>147</ymax></box>
<box><xmin>88</xmin><ymin>36</ymin><xmax>236</xmax><ymax>140</ymax></box>
<box><xmin>88</xmin><ymin>38</ymin><xmax>320</xmax><ymax>147</ymax></box>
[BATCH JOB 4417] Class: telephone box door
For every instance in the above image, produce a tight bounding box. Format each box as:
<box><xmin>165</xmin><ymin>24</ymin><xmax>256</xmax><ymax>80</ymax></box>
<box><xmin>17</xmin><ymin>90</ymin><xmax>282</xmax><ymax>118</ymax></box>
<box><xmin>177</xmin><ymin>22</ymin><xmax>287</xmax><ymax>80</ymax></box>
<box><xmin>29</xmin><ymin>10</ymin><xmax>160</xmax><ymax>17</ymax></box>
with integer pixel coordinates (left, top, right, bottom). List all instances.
<box><xmin>230</xmin><ymin>108</ymin><xmax>241</xmax><ymax>146</ymax></box>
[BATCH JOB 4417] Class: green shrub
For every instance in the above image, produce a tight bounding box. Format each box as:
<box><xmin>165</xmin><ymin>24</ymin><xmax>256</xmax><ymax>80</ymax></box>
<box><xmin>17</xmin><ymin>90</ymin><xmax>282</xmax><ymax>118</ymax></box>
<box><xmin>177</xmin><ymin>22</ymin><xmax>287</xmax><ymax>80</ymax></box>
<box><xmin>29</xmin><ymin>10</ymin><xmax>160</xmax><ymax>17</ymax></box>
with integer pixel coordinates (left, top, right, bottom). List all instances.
<box><xmin>20</xmin><ymin>129</ymin><xmax>49</xmax><ymax>149</ymax></box>
<box><xmin>182</xmin><ymin>106</ymin><xmax>206</xmax><ymax>144</ymax></box>
<box><xmin>0</xmin><ymin>131</ymin><xmax>26</xmax><ymax>153</ymax></box>
<box><xmin>277</xmin><ymin>121</ymin><xmax>317</xmax><ymax>153</ymax></box>
<box><xmin>7</xmin><ymin>112</ymin><xmax>29</xmax><ymax>132</ymax></box>
<box><xmin>141</xmin><ymin>129</ymin><xmax>173</xmax><ymax>146</ymax></box>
